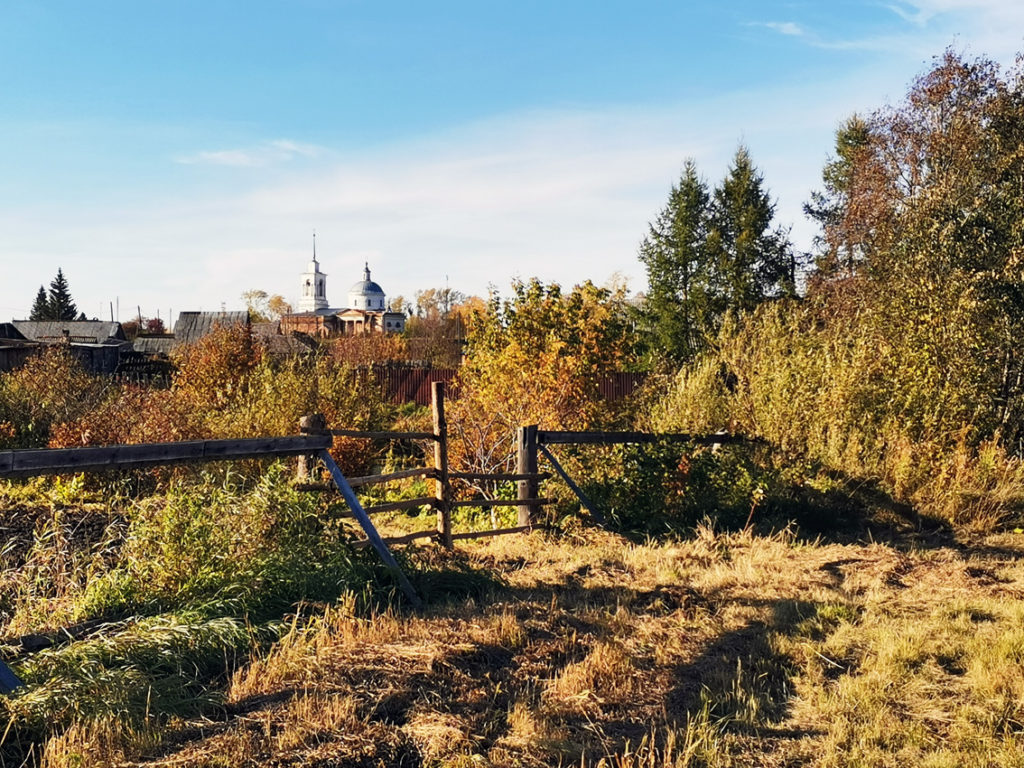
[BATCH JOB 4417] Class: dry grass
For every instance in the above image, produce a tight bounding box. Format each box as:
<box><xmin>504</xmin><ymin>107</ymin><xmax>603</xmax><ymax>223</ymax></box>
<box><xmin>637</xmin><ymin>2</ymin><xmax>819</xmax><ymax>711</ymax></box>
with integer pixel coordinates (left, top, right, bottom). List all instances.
<box><xmin>18</xmin><ymin>522</ymin><xmax>1024</xmax><ymax>767</ymax></box>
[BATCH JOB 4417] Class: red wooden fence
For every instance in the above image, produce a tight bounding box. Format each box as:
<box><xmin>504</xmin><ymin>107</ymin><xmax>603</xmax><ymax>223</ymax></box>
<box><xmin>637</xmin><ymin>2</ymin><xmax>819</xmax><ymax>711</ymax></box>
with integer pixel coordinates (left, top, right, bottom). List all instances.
<box><xmin>369</xmin><ymin>366</ymin><xmax>646</xmax><ymax>406</ymax></box>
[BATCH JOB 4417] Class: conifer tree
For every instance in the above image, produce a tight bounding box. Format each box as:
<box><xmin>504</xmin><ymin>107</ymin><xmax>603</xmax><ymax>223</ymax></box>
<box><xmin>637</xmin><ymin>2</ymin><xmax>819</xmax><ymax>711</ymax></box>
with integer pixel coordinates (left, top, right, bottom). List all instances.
<box><xmin>47</xmin><ymin>268</ymin><xmax>78</xmax><ymax>321</ymax></box>
<box><xmin>29</xmin><ymin>286</ymin><xmax>50</xmax><ymax>321</ymax></box>
<box><xmin>804</xmin><ymin>116</ymin><xmax>872</xmax><ymax>278</ymax></box>
<box><xmin>639</xmin><ymin>160</ymin><xmax>714</xmax><ymax>363</ymax></box>
<box><xmin>707</xmin><ymin>146</ymin><xmax>795</xmax><ymax>312</ymax></box>
<box><xmin>638</xmin><ymin>149</ymin><xmax>795</xmax><ymax>365</ymax></box>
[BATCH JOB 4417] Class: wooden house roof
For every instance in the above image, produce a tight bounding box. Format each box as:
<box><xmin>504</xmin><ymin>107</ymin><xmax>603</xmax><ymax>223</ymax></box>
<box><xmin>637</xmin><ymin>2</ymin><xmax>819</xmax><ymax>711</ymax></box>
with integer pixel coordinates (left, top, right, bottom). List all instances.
<box><xmin>12</xmin><ymin>321</ymin><xmax>125</xmax><ymax>344</ymax></box>
<box><xmin>172</xmin><ymin>311</ymin><xmax>250</xmax><ymax>345</ymax></box>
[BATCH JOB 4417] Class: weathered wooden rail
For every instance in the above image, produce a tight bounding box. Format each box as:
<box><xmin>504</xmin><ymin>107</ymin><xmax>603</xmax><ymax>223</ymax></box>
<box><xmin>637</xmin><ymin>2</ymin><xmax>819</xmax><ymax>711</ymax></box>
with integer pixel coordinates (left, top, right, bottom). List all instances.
<box><xmin>0</xmin><ymin>435</ymin><xmax>332</xmax><ymax>479</ymax></box>
<box><xmin>536</xmin><ymin>430</ymin><xmax>751</xmax><ymax>446</ymax></box>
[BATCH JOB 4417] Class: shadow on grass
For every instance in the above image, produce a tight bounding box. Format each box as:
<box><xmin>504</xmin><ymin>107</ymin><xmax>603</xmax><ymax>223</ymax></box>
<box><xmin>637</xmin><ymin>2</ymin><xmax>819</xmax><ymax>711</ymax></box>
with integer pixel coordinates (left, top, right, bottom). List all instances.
<box><xmin>665</xmin><ymin>599</ymin><xmax>821</xmax><ymax>733</ymax></box>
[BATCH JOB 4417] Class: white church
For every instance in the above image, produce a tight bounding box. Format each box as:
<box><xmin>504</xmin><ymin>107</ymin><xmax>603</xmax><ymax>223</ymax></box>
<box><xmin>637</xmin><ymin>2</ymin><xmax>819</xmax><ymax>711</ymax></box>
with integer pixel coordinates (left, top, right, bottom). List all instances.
<box><xmin>282</xmin><ymin>246</ymin><xmax>406</xmax><ymax>337</ymax></box>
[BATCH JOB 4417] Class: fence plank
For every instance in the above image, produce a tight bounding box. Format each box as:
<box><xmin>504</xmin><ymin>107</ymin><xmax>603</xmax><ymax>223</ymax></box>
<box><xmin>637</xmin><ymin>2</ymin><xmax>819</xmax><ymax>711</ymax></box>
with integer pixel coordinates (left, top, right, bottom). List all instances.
<box><xmin>0</xmin><ymin>435</ymin><xmax>333</xmax><ymax>479</ymax></box>
<box><xmin>537</xmin><ymin>443</ymin><xmax>604</xmax><ymax>524</ymax></box>
<box><xmin>448</xmin><ymin>525</ymin><xmax>537</xmax><ymax>541</ymax></box>
<box><xmin>517</xmin><ymin>425</ymin><xmax>540</xmax><ymax>527</ymax></box>
<box><xmin>314</xmin><ymin>428</ymin><xmax>438</xmax><ymax>441</ymax></box>
<box><xmin>353</xmin><ymin>530</ymin><xmax>438</xmax><ymax>548</ymax></box>
<box><xmin>448</xmin><ymin>498</ymin><xmax>550</xmax><ymax>509</ymax></box>
<box><xmin>348</xmin><ymin>467</ymin><xmax>436</xmax><ymax>487</ymax></box>
<box><xmin>449</xmin><ymin>471</ymin><xmax>550</xmax><ymax>482</ymax></box>
<box><xmin>361</xmin><ymin>497</ymin><xmax>435</xmax><ymax>515</ymax></box>
<box><xmin>537</xmin><ymin>430</ymin><xmax>750</xmax><ymax>446</ymax></box>
<box><xmin>432</xmin><ymin>382</ymin><xmax>452</xmax><ymax>549</ymax></box>
<box><xmin>319</xmin><ymin>450</ymin><xmax>421</xmax><ymax>608</ymax></box>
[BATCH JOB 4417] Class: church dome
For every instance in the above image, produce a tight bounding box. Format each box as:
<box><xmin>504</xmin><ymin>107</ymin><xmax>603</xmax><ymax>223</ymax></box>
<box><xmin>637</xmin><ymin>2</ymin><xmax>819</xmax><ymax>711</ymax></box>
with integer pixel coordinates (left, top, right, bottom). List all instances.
<box><xmin>348</xmin><ymin>264</ymin><xmax>387</xmax><ymax>310</ymax></box>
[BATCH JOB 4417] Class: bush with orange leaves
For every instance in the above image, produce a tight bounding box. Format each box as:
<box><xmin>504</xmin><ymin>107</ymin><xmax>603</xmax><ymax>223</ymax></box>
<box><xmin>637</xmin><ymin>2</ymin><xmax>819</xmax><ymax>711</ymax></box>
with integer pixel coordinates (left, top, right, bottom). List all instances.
<box><xmin>0</xmin><ymin>345</ymin><xmax>110</xmax><ymax>449</ymax></box>
<box><xmin>448</xmin><ymin>279</ymin><xmax>637</xmax><ymax>478</ymax></box>
<box><xmin>47</xmin><ymin>325</ymin><xmax>390</xmax><ymax>476</ymax></box>
<box><xmin>328</xmin><ymin>333</ymin><xmax>409</xmax><ymax>367</ymax></box>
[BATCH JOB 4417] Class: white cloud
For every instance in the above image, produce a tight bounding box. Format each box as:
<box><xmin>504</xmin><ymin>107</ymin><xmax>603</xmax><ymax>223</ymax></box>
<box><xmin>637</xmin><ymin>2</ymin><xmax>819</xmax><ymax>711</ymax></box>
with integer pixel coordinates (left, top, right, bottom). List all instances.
<box><xmin>751</xmin><ymin>2</ymin><xmax>1024</xmax><ymax>62</ymax></box>
<box><xmin>759</xmin><ymin>21</ymin><xmax>806</xmax><ymax>37</ymax></box>
<box><xmin>175</xmin><ymin>139</ymin><xmax>325</xmax><ymax>167</ymax></box>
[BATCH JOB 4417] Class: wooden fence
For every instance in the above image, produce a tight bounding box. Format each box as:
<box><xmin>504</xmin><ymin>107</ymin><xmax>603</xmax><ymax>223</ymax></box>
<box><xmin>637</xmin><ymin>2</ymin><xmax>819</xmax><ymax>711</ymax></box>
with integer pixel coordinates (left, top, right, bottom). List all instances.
<box><xmin>0</xmin><ymin>435</ymin><xmax>331</xmax><ymax>479</ymax></box>
<box><xmin>0</xmin><ymin>401</ymin><xmax>752</xmax><ymax>617</ymax></box>
<box><xmin>298</xmin><ymin>382</ymin><xmax>550</xmax><ymax>549</ymax></box>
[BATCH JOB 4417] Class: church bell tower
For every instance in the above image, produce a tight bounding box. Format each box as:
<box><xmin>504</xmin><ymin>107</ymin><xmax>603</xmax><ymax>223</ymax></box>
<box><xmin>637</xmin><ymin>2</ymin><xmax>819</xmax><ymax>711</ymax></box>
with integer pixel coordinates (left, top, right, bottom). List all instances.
<box><xmin>298</xmin><ymin>233</ymin><xmax>328</xmax><ymax>313</ymax></box>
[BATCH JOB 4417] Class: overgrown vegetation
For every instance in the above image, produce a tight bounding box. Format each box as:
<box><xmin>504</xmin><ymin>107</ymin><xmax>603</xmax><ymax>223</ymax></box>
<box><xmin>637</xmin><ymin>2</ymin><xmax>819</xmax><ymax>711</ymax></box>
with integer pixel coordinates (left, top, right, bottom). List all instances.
<box><xmin>2</xmin><ymin>45</ymin><xmax>1024</xmax><ymax>767</ymax></box>
<box><xmin>651</xmin><ymin>50</ymin><xmax>1024</xmax><ymax>530</ymax></box>
<box><xmin>0</xmin><ymin>467</ymin><xmax>398</xmax><ymax>764</ymax></box>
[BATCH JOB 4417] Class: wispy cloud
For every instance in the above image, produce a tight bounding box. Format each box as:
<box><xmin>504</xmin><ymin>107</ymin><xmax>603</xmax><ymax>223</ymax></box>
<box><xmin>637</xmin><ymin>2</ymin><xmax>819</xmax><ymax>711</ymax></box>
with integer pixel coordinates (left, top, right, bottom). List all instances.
<box><xmin>175</xmin><ymin>139</ymin><xmax>324</xmax><ymax>167</ymax></box>
<box><xmin>778</xmin><ymin>1</ymin><xmax>1024</xmax><ymax>60</ymax></box>
<box><xmin>758</xmin><ymin>21</ymin><xmax>806</xmax><ymax>37</ymax></box>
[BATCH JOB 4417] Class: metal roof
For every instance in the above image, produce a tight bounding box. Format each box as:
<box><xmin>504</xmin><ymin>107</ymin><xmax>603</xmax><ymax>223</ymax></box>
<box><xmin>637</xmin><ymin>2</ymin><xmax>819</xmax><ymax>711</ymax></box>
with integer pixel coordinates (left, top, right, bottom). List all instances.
<box><xmin>348</xmin><ymin>279</ymin><xmax>385</xmax><ymax>296</ymax></box>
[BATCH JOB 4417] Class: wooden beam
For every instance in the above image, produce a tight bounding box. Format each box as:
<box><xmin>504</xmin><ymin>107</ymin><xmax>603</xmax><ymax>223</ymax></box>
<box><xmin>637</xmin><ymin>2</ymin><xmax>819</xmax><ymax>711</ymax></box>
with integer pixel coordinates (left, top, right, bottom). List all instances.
<box><xmin>361</xmin><ymin>497</ymin><xmax>435</xmax><ymax>516</ymax></box>
<box><xmin>517</xmin><ymin>425</ymin><xmax>540</xmax><ymax>527</ymax></box>
<box><xmin>319</xmin><ymin>450</ymin><xmax>422</xmax><ymax>609</ymax></box>
<box><xmin>353</xmin><ymin>529</ymin><xmax>438</xmax><ymax>549</ymax></box>
<box><xmin>449</xmin><ymin>471</ymin><xmax>551</xmax><ymax>482</ymax></box>
<box><xmin>309</xmin><ymin>428</ymin><xmax>439</xmax><ymax>441</ymax></box>
<box><xmin>0</xmin><ymin>435</ymin><xmax>333</xmax><ymax>479</ymax></box>
<box><xmin>448</xmin><ymin>525</ymin><xmax>537</xmax><ymax>541</ymax></box>
<box><xmin>347</xmin><ymin>467</ymin><xmax>436</xmax><ymax>487</ymax></box>
<box><xmin>538</xmin><ymin>443</ymin><xmax>604</xmax><ymax>524</ymax></box>
<box><xmin>432</xmin><ymin>381</ymin><xmax>452</xmax><ymax>549</ymax></box>
<box><xmin>448</xmin><ymin>498</ymin><xmax>551</xmax><ymax>509</ymax></box>
<box><xmin>536</xmin><ymin>430</ymin><xmax>752</xmax><ymax>446</ymax></box>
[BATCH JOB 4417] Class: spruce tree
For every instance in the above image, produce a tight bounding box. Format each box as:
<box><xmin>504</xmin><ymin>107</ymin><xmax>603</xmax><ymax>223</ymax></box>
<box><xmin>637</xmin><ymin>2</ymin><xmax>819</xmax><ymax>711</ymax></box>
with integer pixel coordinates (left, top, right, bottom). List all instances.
<box><xmin>29</xmin><ymin>286</ymin><xmax>50</xmax><ymax>321</ymax></box>
<box><xmin>47</xmin><ymin>268</ymin><xmax>78</xmax><ymax>321</ymax></box>
<box><xmin>638</xmin><ymin>149</ymin><xmax>795</xmax><ymax>365</ymax></box>
<box><xmin>639</xmin><ymin>160</ymin><xmax>714</xmax><ymax>363</ymax></box>
<box><xmin>804</xmin><ymin>116</ymin><xmax>871</xmax><ymax>278</ymax></box>
<box><xmin>707</xmin><ymin>146</ymin><xmax>795</xmax><ymax>313</ymax></box>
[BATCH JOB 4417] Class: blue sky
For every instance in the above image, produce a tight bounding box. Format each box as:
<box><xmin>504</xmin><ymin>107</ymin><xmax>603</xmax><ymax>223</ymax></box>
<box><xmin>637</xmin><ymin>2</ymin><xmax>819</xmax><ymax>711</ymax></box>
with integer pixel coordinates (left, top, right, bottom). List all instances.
<box><xmin>1</xmin><ymin>1</ymin><xmax>1022</xmax><ymax>323</ymax></box>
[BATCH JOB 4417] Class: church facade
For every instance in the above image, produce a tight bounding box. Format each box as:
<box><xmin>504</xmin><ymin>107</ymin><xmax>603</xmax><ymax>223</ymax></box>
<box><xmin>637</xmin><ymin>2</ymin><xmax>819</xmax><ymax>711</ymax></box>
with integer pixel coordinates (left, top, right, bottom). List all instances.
<box><xmin>283</xmin><ymin>252</ymin><xmax>406</xmax><ymax>338</ymax></box>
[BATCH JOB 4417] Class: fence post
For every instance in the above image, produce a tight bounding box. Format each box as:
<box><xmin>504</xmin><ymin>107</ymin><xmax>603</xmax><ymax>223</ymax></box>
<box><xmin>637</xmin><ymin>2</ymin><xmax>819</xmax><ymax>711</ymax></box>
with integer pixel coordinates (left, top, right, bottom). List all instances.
<box><xmin>517</xmin><ymin>424</ymin><xmax>539</xmax><ymax>528</ymax></box>
<box><xmin>297</xmin><ymin>413</ymin><xmax>327</xmax><ymax>481</ymax></box>
<box><xmin>432</xmin><ymin>382</ymin><xmax>452</xmax><ymax>548</ymax></box>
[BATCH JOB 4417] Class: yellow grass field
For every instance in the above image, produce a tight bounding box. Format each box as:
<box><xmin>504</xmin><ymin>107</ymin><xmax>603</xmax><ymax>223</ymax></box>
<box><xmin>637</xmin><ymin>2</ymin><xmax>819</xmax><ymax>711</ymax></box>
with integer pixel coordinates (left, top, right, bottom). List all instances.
<box><xmin>52</xmin><ymin>523</ymin><xmax>1023</xmax><ymax>768</ymax></box>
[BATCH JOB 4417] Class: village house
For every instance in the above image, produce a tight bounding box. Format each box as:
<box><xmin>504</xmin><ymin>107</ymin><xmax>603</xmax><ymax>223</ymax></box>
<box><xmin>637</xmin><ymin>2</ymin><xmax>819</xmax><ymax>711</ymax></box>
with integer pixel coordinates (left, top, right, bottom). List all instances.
<box><xmin>8</xmin><ymin>320</ymin><xmax>132</xmax><ymax>374</ymax></box>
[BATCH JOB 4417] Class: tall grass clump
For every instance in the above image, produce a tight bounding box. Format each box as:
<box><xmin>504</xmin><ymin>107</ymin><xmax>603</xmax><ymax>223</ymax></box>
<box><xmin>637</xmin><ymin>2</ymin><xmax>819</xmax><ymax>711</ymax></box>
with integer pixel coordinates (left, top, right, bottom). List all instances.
<box><xmin>75</xmin><ymin>463</ymin><xmax>382</xmax><ymax>621</ymax></box>
<box><xmin>0</xmin><ymin>465</ymin><xmax>397</xmax><ymax>765</ymax></box>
